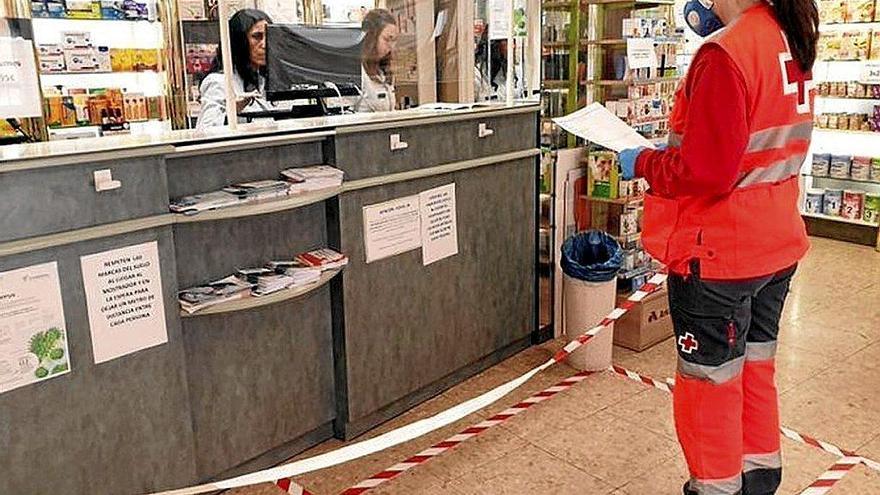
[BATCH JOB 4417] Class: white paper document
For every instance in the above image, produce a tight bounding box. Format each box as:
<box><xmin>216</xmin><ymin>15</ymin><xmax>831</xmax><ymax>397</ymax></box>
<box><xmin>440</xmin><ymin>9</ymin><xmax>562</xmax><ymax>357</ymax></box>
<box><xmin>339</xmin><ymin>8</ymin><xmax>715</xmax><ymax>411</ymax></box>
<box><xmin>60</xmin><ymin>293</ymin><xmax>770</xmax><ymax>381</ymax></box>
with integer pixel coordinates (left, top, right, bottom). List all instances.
<box><xmin>81</xmin><ymin>241</ymin><xmax>168</xmax><ymax>364</ymax></box>
<box><xmin>419</xmin><ymin>184</ymin><xmax>459</xmax><ymax>266</ymax></box>
<box><xmin>363</xmin><ymin>196</ymin><xmax>423</xmax><ymax>263</ymax></box>
<box><xmin>0</xmin><ymin>262</ymin><xmax>70</xmax><ymax>395</ymax></box>
<box><xmin>553</xmin><ymin>103</ymin><xmax>655</xmax><ymax>152</ymax></box>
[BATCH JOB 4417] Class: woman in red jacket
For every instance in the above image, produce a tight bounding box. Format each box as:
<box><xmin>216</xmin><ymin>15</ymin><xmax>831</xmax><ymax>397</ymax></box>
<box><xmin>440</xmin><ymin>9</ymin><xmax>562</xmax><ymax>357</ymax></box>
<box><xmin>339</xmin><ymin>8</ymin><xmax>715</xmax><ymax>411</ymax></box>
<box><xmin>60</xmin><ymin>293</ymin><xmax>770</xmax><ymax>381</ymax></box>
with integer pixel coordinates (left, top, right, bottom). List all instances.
<box><xmin>618</xmin><ymin>0</ymin><xmax>819</xmax><ymax>493</ymax></box>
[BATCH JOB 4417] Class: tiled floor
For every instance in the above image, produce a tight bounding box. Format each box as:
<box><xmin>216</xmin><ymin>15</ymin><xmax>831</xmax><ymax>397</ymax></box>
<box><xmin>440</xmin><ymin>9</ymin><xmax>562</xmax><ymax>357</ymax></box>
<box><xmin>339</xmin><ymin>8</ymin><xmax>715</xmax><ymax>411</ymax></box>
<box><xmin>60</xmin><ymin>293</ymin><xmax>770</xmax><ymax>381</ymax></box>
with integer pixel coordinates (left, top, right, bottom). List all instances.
<box><xmin>230</xmin><ymin>237</ymin><xmax>880</xmax><ymax>495</ymax></box>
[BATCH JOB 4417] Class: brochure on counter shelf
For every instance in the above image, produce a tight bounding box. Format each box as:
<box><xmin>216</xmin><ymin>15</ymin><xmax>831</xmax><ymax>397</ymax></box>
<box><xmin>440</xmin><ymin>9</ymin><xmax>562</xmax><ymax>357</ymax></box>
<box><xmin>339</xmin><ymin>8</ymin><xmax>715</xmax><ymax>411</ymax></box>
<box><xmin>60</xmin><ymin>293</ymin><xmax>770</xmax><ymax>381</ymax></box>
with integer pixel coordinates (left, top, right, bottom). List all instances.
<box><xmin>282</xmin><ymin>166</ymin><xmax>344</xmax><ymax>194</ymax></box>
<box><xmin>223</xmin><ymin>180</ymin><xmax>291</xmax><ymax>198</ymax></box>
<box><xmin>294</xmin><ymin>248</ymin><xmax>349</xmax><ymax>271</ymax></box>
<box><xmin>178</xmin><ymin>275</ymin><xmax>255</xmax><ymax>314</ymax></box>
<box><xmin>169</xmin><ymin>190</ymin><xmax>243</xmax><ymax>214</ymax></box>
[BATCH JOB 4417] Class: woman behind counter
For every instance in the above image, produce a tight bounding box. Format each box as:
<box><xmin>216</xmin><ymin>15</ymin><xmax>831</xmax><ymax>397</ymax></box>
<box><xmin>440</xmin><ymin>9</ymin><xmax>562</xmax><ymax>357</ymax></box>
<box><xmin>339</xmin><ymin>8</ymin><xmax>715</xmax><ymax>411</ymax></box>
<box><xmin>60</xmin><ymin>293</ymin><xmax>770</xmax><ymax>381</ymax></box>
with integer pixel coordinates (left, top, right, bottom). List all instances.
<box><xmin>196</xmin><ymin>9</ymin><xmax>273</xmax><ymax>129</ymax></box>
<box><xmin>356</xmin><ymin>9</ymin><xmax>399</xmax><ymax>113</ymax></box>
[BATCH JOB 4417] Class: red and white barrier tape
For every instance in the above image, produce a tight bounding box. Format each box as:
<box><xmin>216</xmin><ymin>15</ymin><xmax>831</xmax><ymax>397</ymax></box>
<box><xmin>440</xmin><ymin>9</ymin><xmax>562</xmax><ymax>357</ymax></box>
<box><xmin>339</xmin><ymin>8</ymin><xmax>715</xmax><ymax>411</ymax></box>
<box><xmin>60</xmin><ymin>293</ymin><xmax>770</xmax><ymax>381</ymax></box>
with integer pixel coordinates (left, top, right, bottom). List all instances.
<box><xmin>274</xmin><ymin>478</ymin><xmax>313</xmax><ymax>495</ymax></box>
<box><xmin>798</xmin><ymin>456</ymin><xmax>862</xmax><ymax>495</ymax></box>
<box><xmin>609</xmin><ymin>365</ymin><xmax>880</xmax><ymax>475</ymax></box>
<box><xmin>610</xmin><ymin>365</ymin><xmax>674</xmax><ymax>393</ymax></box>
<box><xmin>146</xmin><ymin>274</ymin><xmax>667</xmax><ymax>495</ymax></box>
<box><xmin>340</xmin><ymin>371</ymin><xmax>596</xmax><ymax>495</ymax></box>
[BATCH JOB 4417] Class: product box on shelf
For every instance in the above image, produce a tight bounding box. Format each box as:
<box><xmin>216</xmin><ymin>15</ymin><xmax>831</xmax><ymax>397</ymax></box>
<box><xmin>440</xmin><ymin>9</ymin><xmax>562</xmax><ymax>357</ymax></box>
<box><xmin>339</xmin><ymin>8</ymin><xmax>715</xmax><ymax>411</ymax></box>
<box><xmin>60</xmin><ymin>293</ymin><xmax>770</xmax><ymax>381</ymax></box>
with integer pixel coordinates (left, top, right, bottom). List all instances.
<box><xmin>45</xmin><ymin>0</ymin><xmax>66</xmax><ymax>17</ymax></box>
<box><xmin>819</xmin><ymin>0</ymin><xmax>849</xmax><ymax>23</ymax></box>
<box><xmin>608</xmin><ymin>208</ymin><xmax>641</xmax><ymax>238</ymax></box>
<box><xmin>100</xmin><ymin>0</ymin><xmax>126</xmax><ymax>19</ymax></box>
<box><xmin>587</xmin><ymin>151</ymin><xmax>619</xmax><ymax>199</ymax></box>
<box><xmin>852</xmin><ymin>0</ymin><xmax>876</xmax><ymax>22</ymax></box>
<box><xmin>851</xmin><ymin>156</ymin><xmax>872</xmax><ymax>180</ymax></box>
<box><xmin>110</xmin><ymin>48</ymin><xmax>132</xmax><ymax>72</ymax></box>
<box><xmin>62</xmin><ymin>31</ymin><xmax>93</xmax><ymax>49</ymax></box>
<box><xmin>812</xmin><ymin>153</ymin><xmax>831</xmax><ymax>177</ymax></box>
<box><xmin>69</xmin><ymin>91</ymin><xmax>91</xmax><ymax>125</ymax></box>
<box><xmin>66</xmin><ymin>0</ymin><xmax>102</xmax><ymax>18</ymax></box>
<box><xmin>123</xmin><ymin>92</ymin><xmax>148</xmax><ymax>121</ymax></box>
<box><xmin>133</xmin><ymin>49</ymin><xmax>160</xmax><ymax>71</ymax></box>
<box><xmin>31</xmin><ymin>0</ymin><xmax>49</xmax><ymax>17</ymax></box>
<box><xmin>64</xmin><ymin>48</ymin><xmax>101</xmax><ymax>72</ymax></box>
<box><xmin>39</xmin><ymin>55</ymin><xmax>66</xmax><ymax>73</ymax></box>
<box><xmin>38</xmin><ymin>44</ymin><xmax>64</xmax><ymax>57</ymax></box>
<box><xmin>872</xmin><ymin>31</ymin><xmax>880</xmax><ymax>60</ymax></box>
<box><xmin>95</xmin><ymin>46</ymin><xmax>111</xmax><ymax>72</ymax></box>
<box><xmin>178</xmin><ymin>0</ymin><xmax>206</xmax><ymax>19</ymax></box>
<box><xmin>842</xmin><ymin>190</ymin><xmax>866</xmax><ymax>220</ymax></box>
<box><xmin>614</xmin><ymin>285</ymin><xmax>672</xmax><ymax>352</ymax></box>
<box><xmin>43</xmin><ymin>96</ymin><xmax>63</xmax><ymax>128</ymax></box>
<box><xmin>865</xmin><ymin>193</ymin><xmax>880</xmax><ymax>223</ymax></box>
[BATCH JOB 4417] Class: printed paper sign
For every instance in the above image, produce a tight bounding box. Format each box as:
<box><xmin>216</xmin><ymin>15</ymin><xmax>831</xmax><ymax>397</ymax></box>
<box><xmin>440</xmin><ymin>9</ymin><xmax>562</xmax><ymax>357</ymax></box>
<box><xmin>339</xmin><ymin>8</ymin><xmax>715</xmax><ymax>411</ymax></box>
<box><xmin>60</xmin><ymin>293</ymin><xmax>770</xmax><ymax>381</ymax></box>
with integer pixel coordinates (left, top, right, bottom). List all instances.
<box><xmin>860</xmin><ymin>62</ymin><xmax>880</xmax><ymax>84</ymax></box>
<box><xmin>0</xmin><ymin>262</ymin><xmax>70</xmax><ymax>395</ymax></box>
<box><xmin>80</xmin><ymin>241</ymin><xmax>168</xmax><ymax>364</ymax></box>
<box><xmin>363</xmin><ymin>195</ymin><xmax>422</xmax><ymax>263</ymax></box>
<box><xmin>0</xmin><ymin>37</ymin><xmax>42</xmax><ymax>118</ymax></box>
<box><xmin>627</xmin><ymin>37</ymin><xmax>658</xmax><ymax>70</ymax></box>
<box><xmin>488</xmin><ymin>0</ymin><xmax>512</xmax><ymax>40</ymax></box>
<box><xmin>419</xmin><ymin>184</ymin><xmax>459</xmax><ymax>266</ymax></box>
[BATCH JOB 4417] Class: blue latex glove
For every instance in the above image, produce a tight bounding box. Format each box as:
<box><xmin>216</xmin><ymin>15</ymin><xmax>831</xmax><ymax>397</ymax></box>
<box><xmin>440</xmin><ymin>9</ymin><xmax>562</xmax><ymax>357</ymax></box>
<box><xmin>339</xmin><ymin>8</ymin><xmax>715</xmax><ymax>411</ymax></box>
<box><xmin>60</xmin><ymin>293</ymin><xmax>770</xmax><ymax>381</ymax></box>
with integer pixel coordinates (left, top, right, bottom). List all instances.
<box><xmin>618</xmin><ymin>147</ymin><xmax>646</xmax><ymax>180</ymax></box>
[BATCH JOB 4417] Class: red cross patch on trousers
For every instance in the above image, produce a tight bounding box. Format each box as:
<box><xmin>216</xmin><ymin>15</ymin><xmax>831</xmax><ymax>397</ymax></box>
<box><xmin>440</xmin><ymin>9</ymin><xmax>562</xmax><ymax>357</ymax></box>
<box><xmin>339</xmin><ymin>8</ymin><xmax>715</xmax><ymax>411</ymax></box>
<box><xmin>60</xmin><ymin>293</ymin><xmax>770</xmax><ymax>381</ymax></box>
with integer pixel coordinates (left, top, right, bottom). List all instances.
<box><xmin>678</xmin><ymin>332</ymin><xmax>700</xmax><ymax>354</ymax></box>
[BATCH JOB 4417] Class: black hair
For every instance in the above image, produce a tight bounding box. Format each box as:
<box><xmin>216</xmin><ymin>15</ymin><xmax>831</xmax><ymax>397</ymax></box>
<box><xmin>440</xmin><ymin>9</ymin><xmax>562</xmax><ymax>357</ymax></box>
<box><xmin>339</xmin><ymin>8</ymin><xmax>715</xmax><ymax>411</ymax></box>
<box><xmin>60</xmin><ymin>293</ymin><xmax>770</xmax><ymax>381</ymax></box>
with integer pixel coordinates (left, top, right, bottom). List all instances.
<box><xmin>475</xmin><ymin>30</ymin><xmax>506</xmax><ymax>89</ymax></box>
<box><xmin>769</xmin><ymin>0</ymin><xmax>819</xmax><ymax>72</ymax></box>
<box><xmin>209</xmin><ymin>9</ymin><xmax>272</xmax><ymax>91</ymax></box>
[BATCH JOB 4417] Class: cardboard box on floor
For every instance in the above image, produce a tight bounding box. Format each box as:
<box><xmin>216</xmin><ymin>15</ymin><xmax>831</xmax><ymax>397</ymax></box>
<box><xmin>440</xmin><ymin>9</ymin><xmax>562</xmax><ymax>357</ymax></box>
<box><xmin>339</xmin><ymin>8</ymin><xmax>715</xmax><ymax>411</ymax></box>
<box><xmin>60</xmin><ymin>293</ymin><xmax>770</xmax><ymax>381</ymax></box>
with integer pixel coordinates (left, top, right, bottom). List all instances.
<box><xmin>614</xmin><ymin>286</ymin><xmax>673</xmax><ymax>352</ymax></box>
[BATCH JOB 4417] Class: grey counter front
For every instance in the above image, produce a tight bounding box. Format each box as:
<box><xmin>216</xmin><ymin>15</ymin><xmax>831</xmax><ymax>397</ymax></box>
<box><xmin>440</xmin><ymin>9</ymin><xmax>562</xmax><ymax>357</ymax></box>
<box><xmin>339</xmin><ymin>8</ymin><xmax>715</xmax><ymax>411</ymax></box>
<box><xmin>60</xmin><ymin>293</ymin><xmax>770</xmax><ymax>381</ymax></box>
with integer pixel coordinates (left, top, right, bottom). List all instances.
<box><xmin>0</xmin><ymin>105</ymin><xmax>540</xmax><ymax>494</ymax></box>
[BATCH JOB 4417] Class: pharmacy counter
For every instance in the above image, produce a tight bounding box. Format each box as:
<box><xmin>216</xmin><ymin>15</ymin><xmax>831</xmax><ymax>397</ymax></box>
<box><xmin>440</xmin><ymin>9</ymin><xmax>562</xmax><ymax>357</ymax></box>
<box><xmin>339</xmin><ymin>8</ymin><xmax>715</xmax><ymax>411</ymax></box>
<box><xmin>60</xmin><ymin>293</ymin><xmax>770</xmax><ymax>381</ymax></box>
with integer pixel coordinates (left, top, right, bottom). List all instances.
<box><xmin>0</xmin><ymin>104</ymin><xmax>540</xmax><ymax>494</ymax></box>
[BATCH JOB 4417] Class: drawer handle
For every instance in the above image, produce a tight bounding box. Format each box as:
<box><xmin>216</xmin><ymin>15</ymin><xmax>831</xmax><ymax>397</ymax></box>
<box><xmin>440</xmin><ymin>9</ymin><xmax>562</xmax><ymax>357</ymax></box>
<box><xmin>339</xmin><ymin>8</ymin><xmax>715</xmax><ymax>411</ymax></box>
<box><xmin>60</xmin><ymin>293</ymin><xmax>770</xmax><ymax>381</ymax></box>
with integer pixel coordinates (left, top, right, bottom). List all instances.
<box><xmin>478</xmin><ymin>122</ymin><xmax>495</xmax><ymax>138</ymax></box>
<box><xmin>94</xmin><ymin>169</ymin><xmax>121</xmax><ymax>192</ymax></box>
<box><xmin>390</xmin><ymin>133</ymin><xmax>409</xmax><ymax>151</ymax></box>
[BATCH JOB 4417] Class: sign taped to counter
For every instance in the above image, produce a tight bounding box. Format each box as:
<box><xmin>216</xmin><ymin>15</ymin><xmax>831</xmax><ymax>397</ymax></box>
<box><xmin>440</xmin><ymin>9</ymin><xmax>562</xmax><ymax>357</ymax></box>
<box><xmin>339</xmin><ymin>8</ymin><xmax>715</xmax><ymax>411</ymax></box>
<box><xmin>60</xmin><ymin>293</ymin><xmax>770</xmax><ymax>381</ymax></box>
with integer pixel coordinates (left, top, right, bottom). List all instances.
<box><xmin>363</xmin><ymin>195</ymin><xmax>422</xmax><ymax>263</ymax></box>
<box><xmin>419</xmin><ymin>183</ymin><xmax>459</xmax><ymax>266</ymax></box>
<box><xmin>81</xmin><ymin>241</ymin><xmax>168</xmax><ymax>364</ymax></box>
<box><xmin>0</xmin><ymin>262</ymin><xmax>70</xmax><ymax>395</ymax></box>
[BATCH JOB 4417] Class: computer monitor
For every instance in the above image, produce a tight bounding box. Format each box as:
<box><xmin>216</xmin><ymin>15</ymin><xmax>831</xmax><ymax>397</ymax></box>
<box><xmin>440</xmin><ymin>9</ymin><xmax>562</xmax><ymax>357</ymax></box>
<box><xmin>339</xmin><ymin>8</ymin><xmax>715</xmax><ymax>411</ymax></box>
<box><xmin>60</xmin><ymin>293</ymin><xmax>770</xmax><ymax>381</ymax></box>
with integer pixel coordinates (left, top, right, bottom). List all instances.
<box><xmin>265</xmin><ymin>24</ymin><xmax>364</xmax><ymax>102</ymax></box>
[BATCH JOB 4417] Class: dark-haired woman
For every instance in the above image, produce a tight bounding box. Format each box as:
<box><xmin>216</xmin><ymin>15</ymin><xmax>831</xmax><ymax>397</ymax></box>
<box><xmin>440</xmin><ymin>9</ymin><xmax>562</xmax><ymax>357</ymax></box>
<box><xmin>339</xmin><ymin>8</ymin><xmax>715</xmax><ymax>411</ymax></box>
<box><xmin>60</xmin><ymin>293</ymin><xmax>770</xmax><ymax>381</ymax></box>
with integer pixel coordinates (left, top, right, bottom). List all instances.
<box><xmin>474</xmin><ymin>31</ymin><xmax>506</xmax><ymax>102</ymax></box>
<box><xmin>196</xmin><ymin>9</ymin><xmax>272</xmax><ymax>129</ymax></box>
<box><xmin>616</xmin><ymin>0</ymin><xmax>819</xmax><ymax>494</ymax></box>
<box><xmin>356</xmin><ymin>9</ymin><xmax>398</xmax><ymax>113</ymax></box>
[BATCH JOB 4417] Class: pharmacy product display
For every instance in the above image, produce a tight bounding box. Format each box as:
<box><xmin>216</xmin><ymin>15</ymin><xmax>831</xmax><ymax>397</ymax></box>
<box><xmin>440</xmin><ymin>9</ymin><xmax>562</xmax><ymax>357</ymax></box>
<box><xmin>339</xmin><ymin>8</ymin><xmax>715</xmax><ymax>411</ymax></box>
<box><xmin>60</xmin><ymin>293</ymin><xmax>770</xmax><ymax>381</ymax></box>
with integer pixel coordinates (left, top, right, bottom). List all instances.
<box><xmin>29</xmin><ymin>0</ymin><xmax>173</xmax><ymax>139</ymax></box>
<box><xmin>806</xmin><ymin>0</ymin><xmax>880</xmax><ymax>248</ymax></box>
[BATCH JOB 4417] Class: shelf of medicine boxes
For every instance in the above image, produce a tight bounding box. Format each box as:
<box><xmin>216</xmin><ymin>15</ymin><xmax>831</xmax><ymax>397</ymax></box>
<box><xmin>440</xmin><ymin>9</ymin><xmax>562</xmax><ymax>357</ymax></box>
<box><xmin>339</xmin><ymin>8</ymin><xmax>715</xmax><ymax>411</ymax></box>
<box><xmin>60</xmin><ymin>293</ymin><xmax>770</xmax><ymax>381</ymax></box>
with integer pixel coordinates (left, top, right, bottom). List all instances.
<box><xmin>802</xmin><ymin>174</ymin><xmax>880</xmax><ymax>185</ymax></box>
<box><xmin>801</xmin><ymin>211</ymin><xmax>879</xmax><ymax>227</ymax></box>
<box><xmin>819</xmin><ymin>21</ymin><xmax>880</xmax><ymax>29</ymax></box>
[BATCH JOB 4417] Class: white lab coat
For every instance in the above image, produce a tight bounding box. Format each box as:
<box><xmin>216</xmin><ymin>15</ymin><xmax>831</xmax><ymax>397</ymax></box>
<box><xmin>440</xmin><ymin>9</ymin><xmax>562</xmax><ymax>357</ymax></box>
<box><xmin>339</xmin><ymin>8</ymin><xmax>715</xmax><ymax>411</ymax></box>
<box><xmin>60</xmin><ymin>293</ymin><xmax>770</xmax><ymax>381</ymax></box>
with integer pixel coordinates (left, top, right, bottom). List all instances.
<box><xmin>355</xmin><ymin>68</ymin><xmax>396</xmax><ymax>113</ymax></box>
<box><xmin>195</xmin><ymin>71</ymin><xmax>273</xmax><ymax>129</ymax></box>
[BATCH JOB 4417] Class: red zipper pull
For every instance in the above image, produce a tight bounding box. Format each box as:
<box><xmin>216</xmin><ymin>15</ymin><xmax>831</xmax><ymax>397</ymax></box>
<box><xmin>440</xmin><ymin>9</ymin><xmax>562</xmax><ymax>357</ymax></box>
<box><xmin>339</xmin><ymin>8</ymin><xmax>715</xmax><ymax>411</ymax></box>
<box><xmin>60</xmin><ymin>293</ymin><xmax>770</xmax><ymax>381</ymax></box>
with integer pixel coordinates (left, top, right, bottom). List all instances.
<box><xmin>727</xmin><ymin>321</ymin><xmax>736</xmax><ymax>347</ymax></box>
